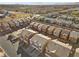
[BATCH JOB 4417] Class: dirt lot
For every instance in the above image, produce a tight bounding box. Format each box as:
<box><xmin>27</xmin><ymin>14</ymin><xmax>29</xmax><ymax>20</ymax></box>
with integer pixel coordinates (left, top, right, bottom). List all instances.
<box><xmin>0</xmin><ymin>35</ymin><xmax>20</xmax><ymax>57</ymax></box>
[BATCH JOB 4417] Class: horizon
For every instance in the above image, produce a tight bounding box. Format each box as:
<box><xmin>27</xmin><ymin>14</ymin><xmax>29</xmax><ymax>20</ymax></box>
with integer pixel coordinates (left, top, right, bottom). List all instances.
<box><xmin>0</xmin><ymin>2</ymin><xmax>78</xmax><ymax>5</ymax></box>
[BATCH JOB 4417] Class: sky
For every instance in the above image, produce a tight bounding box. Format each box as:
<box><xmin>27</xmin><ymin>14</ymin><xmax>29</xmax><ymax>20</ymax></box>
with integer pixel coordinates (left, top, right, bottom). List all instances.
<box><xmin>0</xmin><ymin>0</ymin><xmax>78</xmax><ymax>5</ymax></box>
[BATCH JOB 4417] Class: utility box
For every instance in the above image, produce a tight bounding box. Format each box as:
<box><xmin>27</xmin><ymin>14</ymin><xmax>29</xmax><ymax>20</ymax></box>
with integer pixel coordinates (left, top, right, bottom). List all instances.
<box><xmin>33</xmin><ymin>23</ymin><xmax>40</xmax><ymax>30</ymax></box>
<box><xmin>45</xmin><ymin>40</ymin><xmax>72</xmax><ymax>57</ymax></box>
<box><xmin>60</xmin><ymin>29</ymin><xmax>70</xmax><ymax>41</ymax></box>
<box><xmin>69</xmin><ymin>31</ymin><xmax>79</xmax><ymax>43</ymax></box>
<box><xmin>37</xmin><ymin>24</ymin><xmax>44</xmax><ymax>32</ymax></box>
<box><xmin>8</xmin><ymin>20</ymin><xmax>16</xmax><ymax>30</ymax></box>
<box><xmin>12</xmin><ymin>20</ymin><xmax>20</xmax><ymax>28</ymax></box>
<box><xmin>53</xmin><ymin>28</ymin><xmax>62</xmax><ymax>38</ymax></box>
<box><xmin>41</xmin><ymin>24</ymin><xmax>50</xmax><ymax>33</ymax></box>
<box><xmin>74</xmin><ymin>48</ymin><xmax>79</xmax><ymax>57</ymax></box>
<box><xmin>0</xmin><ymin>22</ymin><xmax>11</xmax><ymax>34</ymax></box>
<box><xmin>30</xmin><ymin>22</ymin><xmax>35</xmax><ymax>28</ymax></box>
<box><xmin>7</xmin><ymin>28</ymin><xmax>24</xmax><ymax>44</ymax></box>
<box><xmin>30</xmin><ymin>34</ymin><xmax>51</xmax><ymax>53</ymax></box>
<box><xmin>47</xmin><ymin>26</ymin><xmax>56</xmax><ymax>35</ymax></box>
<box><xmin>20</xmin><ymin>29</ymin><xmax>37</xmax><ymax>45</ymax></box>
<box><xmin>18</xmin><ymin>20</ymin><xmax>24</xmax><ymax>27</ymax></box>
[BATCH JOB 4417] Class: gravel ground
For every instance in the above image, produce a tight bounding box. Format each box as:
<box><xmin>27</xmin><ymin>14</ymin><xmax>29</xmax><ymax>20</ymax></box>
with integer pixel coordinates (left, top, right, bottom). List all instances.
<box><xmin>0</xmin><ymin>35</ymin><xmax>21</xmax><ymax>57</ymax></box>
